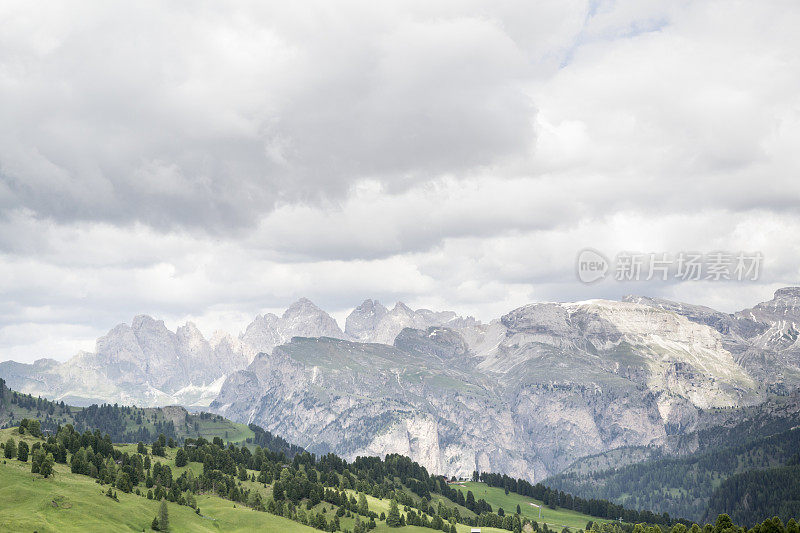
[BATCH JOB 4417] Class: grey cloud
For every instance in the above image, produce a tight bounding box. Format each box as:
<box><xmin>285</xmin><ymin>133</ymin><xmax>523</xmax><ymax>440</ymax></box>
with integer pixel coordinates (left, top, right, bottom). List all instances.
<box><xmin>2</xmin><ymin>1</ymin><xmax>800</xmax><ymax>364</ymax></box>
<box><xmin>0</xmin><ymin>2</ymin><xmax>546</xmax><ymax>233</ymax></box>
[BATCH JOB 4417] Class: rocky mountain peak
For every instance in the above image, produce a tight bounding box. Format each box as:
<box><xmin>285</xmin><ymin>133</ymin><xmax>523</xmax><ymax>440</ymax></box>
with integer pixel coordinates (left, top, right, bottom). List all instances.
<box><xmin>238</xmin><ymin>299</ymin><xmax>344</xmax><ymax>358</ymax></box>
<box><xmin>767</xmin><ymin>287</ymin><xmax>800</xmax><ymax>315</ymax></box>
<box><xmin>355</xmin><ymin>298</ymin><xmax>388</xmax><ymax>316</ymax></box>
<box><xmin>345</xmin><ymin>299</ymin><xmax>389</xmax><ymax>341</ymax></box>
<box><xmin>500</xmin><ymin>303</ymin><xmax>570</xmax><ymax>333</ymax></box>
<box><xmin>177</xmin><ymin>321</ymin><xmax>203</xmax><ymax>337</ymax></box>
<box><xmin>176</xmin><ymin>322</ymin><xmax>209</xmax><ymax>353</ymax></box>
<box><xmin>283</xmin><ymin>297</ymin><xmax>321</xmax><ymax>318</ymax></box>
<box><xmin>343</xmin><ymin>299</ymin><xmax>478</xmax><ymax>345</ymax></box>
<box><xmin>774</xmin><ymin>286</ymin><xmax>800</xmax><ymax>299</ymax></box>
<box><xmin>131</xmin><ymin>314</ymin><xmax>164</xmax><ymax>331</ymax></box>
<box><xmin>738</xmin><ymin>286</ymin><xmax>800</xmax><ymax>323</ymax></box>
<box><xmin>392</xmin><ymin>301</ymin><xmax>415</xmax><ymax>316</ymax></box>
<box><xmin>281</xmin><ymin>298</ymin><xmax>343</xmax><ymax>337</ymax></box>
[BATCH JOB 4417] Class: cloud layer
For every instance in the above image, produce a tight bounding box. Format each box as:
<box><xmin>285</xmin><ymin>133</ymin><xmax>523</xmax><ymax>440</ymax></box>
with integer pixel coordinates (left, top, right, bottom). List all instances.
<box><xmin>1</xmin><ymin>1</ymin><xmax>799</xmax><ymax>362</ymax></box>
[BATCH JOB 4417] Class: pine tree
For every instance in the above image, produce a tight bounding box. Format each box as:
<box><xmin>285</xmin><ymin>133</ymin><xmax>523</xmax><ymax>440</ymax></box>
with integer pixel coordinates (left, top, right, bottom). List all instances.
<box><xmin>466</xmin><ymin>490</ymin><xmax>476</xmax><ymax>511</ymax></box>
<box><xmin>272</xmin><ymin>481</ymin><xmax>284</xmax><ymax>500</ymax></box>
<box><xmin>158</xmin><ymin>499</ymin><xmax>170</xmax><ymax>531</ymax></box>
<box><xmin>4</xmin><ymin>438</ymin><xmax>16</xmax><ymax>459</ymax></box>
<box><xmin>40</xmin><ymin>453</ymin><xmax>55</xmax><ymax>478</ymax></box>
<box><xmin>386</xmin><ymin>499</ymin><xmax>401</xmax><ymax>527</ymax></box>
<box><xmin>17</xmin><ymin>440</ymin><xmax>29</xmax><ymax>462</ymax></box>
<box><xmin>174</xmin><ymin>448</ymin><xmax>187</xmax><ymax>467</ymax></box>
<box><xmin>31</xmin><ymin>448</ymin><xmax>44</xmax><ymax>473</ymax></box>
<box><xmin>116</xmin><ymin>472</ymin><xmax>133</xmax><ymax>492</ymax></box>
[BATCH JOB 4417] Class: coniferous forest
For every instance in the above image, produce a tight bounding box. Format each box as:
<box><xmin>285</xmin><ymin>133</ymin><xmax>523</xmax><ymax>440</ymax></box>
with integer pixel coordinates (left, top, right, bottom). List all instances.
<box><xmin>3</xmin><ymin>378</ymin><xmax>800</xmax><ymax>533</ymax></box>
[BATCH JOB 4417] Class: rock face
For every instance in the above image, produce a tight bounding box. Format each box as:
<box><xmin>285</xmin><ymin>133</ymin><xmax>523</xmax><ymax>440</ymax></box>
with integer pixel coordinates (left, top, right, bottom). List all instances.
<box><xmin>211</xmin><ymin>291</ymin><xmax>800</xmax><ymax>482</ymax></box>
<box><xmin>4</xmin><ymin>288</ymin><xmax>800</xmax><ymax>483</ymax></box>
<box><xmin>627</xmin><ymin>288</ymin><xmax>800</xmax><ymax>392</ymax></box>
<box><xmin>344</xmin><ymin>299</ymin><xmax>389</xmax><ymax>342</ymax></box>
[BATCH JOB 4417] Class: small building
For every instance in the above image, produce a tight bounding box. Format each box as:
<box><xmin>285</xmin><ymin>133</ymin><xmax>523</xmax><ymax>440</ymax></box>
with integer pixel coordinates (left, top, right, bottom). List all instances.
<box><xmin>471</xmin><ymin>529</ymin><xmax>482</xmax><ymax>533</ymax></box>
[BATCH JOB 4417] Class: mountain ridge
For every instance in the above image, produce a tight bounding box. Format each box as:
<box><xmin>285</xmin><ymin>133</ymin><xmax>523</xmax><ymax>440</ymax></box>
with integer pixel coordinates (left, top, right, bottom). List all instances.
<box><xmin>2</xmin><ymin>288</ymin><xmax>800</xmax><ymax>483</ymax></box>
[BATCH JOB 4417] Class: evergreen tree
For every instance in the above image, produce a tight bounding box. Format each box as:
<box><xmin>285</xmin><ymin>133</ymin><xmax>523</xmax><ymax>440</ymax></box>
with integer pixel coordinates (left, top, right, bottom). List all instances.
<box><xmin>466</xmin><ymin>490</ymin><xmax>476</xmax><ymax>511</ymax></box>
<box><xmin>31</xmin><ymin>448</ymin><xmax>44</xmax><ymax>473</ymax></box>
<box><xmin>40</xmin><ymin>452</ymin><xmax>54</xmax><ymax>478</ymax></box>
<box><xmin>386</xmin><ymin>499</ymin><xmax>402</xmax><ymax>527</ymax></box>
<box><xmin>116</xmin><ymin>472</ymin><xmax>133</xmax><ymax>493</ymax></box>
<box><xmin>174</xmin><ymin>448</ymin><xmax>187</xmax><ymax>467</ymax></box>
<box><xmin>17</xmin><ymin>440</ymin><xmax>29</xmax><ymax>462</ymax></box>
<box><xmin>4</xmin><ymin>437</ymin><xmax>16</xmax><ymax>459</ymax></box>
<box><xmin>152</xmin><ymin>440</ymin><xmax>165</xmax><ymax>457</ymax></box>
<box><xmin>272</xmin><ymin>481</ymin><xmax>284</xmax><ymax>501</ymax></box>
<box><xmin>158</xmin><ymin>500</ymin><xmax>170</xmax><ymax>531</ymax></box>
<box><xmin>26</xmin><ymin>419</ymin><xmax>42</xmax><ymax>437</ymax></box>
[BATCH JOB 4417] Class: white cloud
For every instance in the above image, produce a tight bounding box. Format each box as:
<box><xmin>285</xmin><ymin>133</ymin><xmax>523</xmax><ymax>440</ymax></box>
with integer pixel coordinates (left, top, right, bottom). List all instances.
<box><xmin>1</xmin><ymin>1</ymin><xmax>799</xmax><ymax>362</ymax></box>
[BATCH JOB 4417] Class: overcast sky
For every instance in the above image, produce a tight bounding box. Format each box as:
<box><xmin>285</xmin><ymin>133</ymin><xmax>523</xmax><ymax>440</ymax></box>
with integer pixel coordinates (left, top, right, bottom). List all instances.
<box><xmin>1</xmin><ymin>1</ymin><xmax>799</xmax><ymax>363</ymax></box>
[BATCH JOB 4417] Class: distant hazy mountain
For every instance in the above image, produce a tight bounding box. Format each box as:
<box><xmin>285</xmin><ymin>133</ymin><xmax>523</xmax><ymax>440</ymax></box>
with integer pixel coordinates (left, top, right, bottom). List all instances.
<box><xmin>240</xmin><ymin>298</ymin><xmax>347</xmax><ymax>359</ymax></box>
<box><xmin>3</xmin><ymin>288</ymin><xmax>800</xmax><ymax>484</ymax></box>
<box><xmin>0</xmin><ymin>315</ymin><xmax>248</xmax><ymax>407</ymax></box>
<box><xmin>0</xmin><ymin>298</ymin><xmax>350</xmax><ymax>407</ymax></box>
<box><xmin>344</xmin><ymin>299</ymin><xmax>479</xmax><ymax>344</ymax></box>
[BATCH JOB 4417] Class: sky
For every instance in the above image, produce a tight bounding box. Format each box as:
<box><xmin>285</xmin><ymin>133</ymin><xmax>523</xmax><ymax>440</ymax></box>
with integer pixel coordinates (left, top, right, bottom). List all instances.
<box><xmin>1</xmin><ymin>0</ymin><xmax>799</xmax><ymax>363</ymax></box>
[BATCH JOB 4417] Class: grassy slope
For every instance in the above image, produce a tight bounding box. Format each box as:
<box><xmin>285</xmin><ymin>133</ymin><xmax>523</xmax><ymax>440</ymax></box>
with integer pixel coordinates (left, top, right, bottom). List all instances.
<box><xmin>0</xmin><ymin>459</ymin><xmax>316</xmax><ymax>532</ymax></box>
<box><xmin>0</xmin><ymin>424</ymin><xmax>615</xmax><ymax>533</ymax></box>
<box><xmin>0</xmin><ymin>427</ymin><xmax>511</xmax><ymax>532</ymax></box>
<box><xmin>455</xmin><ymin>482</ymin><xmax>611</xmax><ymax>530</ymax></box>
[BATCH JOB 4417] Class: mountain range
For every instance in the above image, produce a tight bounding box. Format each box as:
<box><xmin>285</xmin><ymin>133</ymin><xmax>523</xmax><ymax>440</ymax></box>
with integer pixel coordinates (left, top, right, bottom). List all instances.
<box><xmin>2</xmin><ymin>288</ymin><xmax>800</xmax><ymax>484</ymax></box>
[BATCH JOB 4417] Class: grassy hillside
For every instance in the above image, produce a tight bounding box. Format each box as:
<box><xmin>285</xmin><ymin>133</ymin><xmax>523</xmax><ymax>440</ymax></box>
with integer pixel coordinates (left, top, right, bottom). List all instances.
<box><xmin>0</xmin><ymin>377</ymin><xmax>655</xmax><ymax>533</ymax></box>
<box><xmin>452</xmin><ymin>482</ymin><xmax>611</xmax><ymax>530</ymax></box>
<box><xmin>2</xmin><ymin>402</ymin><xmax>797</xmax><ymax>533</ymax></box>
<box><xmin>0</xmin><ymin>456</ymin><xmax>317</xmax><ymax>532</ymax></box>
<box><xmin>0</xmin><ymin>426</ymin><xmax>515</xmax><ymax>533</ymax></box>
